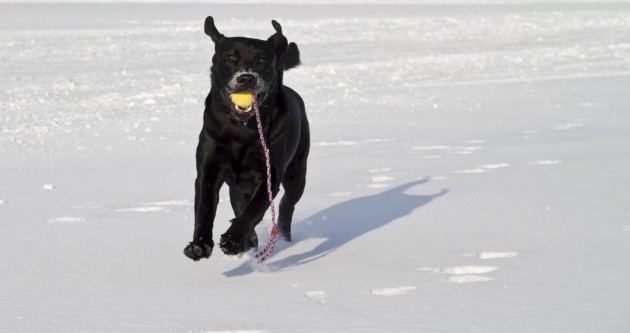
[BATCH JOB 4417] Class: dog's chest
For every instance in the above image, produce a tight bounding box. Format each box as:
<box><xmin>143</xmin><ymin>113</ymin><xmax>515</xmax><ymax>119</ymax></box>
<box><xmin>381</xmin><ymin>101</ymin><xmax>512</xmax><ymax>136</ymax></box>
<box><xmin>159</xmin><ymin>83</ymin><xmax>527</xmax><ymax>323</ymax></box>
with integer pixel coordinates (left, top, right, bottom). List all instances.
<box><xmin>223</xmin><ymin>144</ymin><xmax>265</xmax><ymax>193</ymax></box>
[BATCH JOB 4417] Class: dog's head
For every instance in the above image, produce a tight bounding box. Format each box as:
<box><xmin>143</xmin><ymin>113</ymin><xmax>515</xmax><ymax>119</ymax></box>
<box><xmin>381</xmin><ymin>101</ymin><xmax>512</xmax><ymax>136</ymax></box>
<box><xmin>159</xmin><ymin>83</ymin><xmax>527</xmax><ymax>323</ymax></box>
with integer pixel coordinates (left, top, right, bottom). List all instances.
<box><xmin>205</xmin><ymin>17</ymin><xmax>300</xmax><ymax>122</ymax></box>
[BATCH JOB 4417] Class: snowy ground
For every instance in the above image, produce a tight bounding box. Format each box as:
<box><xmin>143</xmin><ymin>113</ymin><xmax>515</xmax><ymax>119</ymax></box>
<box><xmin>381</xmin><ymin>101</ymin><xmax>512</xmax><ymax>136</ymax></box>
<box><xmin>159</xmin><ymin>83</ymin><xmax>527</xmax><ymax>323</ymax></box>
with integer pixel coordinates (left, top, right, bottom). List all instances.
<box><xmin>1</xmin><ymin>1</ymin><xmax>630</xmax><ymax>332</ymax></box>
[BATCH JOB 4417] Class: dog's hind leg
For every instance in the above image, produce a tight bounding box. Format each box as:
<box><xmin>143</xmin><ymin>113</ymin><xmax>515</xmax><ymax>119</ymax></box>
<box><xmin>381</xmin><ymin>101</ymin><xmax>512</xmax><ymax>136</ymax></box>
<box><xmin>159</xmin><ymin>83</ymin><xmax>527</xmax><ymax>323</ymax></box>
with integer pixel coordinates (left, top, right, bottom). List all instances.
<box><xmin>278</xmin><ymin>152</ymin><xmax>308</xmax><ymax>242</ymax></box>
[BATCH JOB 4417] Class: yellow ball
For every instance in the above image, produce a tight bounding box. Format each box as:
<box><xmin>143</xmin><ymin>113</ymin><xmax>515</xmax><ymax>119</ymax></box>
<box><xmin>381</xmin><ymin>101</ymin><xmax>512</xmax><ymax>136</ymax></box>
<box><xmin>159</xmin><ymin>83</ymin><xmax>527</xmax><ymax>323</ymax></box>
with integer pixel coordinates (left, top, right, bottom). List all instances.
<box><xmin>230</xmin><ymin>92</ymin><xmax>254</xmax><ymax>108</ymax></box>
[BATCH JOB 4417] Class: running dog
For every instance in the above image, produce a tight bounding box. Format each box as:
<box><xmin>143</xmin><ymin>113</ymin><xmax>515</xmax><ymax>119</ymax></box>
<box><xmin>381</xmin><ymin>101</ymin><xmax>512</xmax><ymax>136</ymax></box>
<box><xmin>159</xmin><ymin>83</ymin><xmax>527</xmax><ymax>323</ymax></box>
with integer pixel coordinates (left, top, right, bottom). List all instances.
<box><xmin>184</xmin><ymin>17</ymin><xmax>309</xmax><ymax>260</ymax></box>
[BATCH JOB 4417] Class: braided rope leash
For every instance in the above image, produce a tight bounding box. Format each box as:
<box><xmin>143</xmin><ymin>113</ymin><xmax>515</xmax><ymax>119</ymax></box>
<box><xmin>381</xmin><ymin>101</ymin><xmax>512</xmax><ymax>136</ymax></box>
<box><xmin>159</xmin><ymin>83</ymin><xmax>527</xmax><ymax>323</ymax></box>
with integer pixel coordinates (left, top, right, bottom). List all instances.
<box><xmin>252</xmin><ymin>100</ymin><xmax>278</xmax><ymax>263</ymax></box>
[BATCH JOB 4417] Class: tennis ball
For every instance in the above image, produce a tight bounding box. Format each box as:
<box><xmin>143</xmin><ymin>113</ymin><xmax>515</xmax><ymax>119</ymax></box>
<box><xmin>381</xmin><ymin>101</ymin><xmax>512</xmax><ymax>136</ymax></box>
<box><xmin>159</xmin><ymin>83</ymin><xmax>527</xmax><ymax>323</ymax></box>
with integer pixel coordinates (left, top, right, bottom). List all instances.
<box><xmin>230</xmin><ymin>92</ymin><xmax>254</xmax><ymax>109</ymax></box>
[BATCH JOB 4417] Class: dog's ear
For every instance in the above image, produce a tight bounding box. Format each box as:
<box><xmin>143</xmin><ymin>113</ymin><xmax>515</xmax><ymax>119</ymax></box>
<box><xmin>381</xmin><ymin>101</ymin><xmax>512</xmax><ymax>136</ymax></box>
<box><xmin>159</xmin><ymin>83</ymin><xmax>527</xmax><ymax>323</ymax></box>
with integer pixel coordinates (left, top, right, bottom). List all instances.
<box><xmin>282</xmin><ymin>42</ymin><xmax>301</xmax><ymax>71</ymax></box>
<box><xmin>267</xmin><ymin>20</ymin><xmax>288</xmax><ymax>56</ymax></box>
<box><xmin>204</xmin><ymin>16</ymin><xmax>225</xmax><ymax>44</ymax></box>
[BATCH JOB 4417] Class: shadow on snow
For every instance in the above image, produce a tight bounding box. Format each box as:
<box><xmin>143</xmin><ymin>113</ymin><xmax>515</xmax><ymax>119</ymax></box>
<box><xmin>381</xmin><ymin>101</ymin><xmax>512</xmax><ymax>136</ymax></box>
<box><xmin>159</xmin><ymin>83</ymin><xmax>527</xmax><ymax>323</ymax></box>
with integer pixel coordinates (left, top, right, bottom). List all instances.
<box><xmin>224</xmin><ymin>178</ymin><xmax>447</xmax><ymax>277</ymax></box>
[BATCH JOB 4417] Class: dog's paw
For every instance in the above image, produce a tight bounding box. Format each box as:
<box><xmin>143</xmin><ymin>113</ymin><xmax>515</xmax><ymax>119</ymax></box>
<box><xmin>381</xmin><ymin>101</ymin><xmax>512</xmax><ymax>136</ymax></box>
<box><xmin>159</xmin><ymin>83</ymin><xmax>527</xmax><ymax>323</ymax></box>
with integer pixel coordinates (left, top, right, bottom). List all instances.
<box><xmin>219</xmin><ymin>231</ymin><xmax>247</xmax><ymax>256</ymax></box>
<box><xmin>183</xmin><ymin>239</ymin><xmax>213</xmax><ymax>261</ymax></box>
<box><xmin>248</xmin><ymin>231</ymin><xmax>259</xmax><ymax>250</ymax></box>
<box><xmin>278</xmin><ymin>225</ymin><xmax>292</xmax><ymax>242</ymax></box>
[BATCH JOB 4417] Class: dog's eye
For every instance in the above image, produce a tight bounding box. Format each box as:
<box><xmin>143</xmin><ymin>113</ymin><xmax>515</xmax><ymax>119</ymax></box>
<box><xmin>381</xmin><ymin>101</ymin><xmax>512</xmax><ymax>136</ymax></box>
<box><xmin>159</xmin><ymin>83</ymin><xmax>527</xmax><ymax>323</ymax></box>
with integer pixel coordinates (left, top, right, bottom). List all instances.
<box><xmin>226</xmin><ymin>55</ymin><xmax>238</xmax><ymax>63</ymax></box>
<box><xmin>256</xmin><ymin>56</ymin><xmax>266</xmax><ymax>65</ymax></box>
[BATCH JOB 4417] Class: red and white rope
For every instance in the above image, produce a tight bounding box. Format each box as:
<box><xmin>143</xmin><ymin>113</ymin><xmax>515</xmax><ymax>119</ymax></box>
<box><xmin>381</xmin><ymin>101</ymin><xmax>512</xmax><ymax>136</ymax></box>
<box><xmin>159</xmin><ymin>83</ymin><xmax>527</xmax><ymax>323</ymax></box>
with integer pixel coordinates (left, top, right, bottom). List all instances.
<box><xmin>253</xmin><ymin>100</ymin><xmax>278</xmax><ymax>262</ymax></box>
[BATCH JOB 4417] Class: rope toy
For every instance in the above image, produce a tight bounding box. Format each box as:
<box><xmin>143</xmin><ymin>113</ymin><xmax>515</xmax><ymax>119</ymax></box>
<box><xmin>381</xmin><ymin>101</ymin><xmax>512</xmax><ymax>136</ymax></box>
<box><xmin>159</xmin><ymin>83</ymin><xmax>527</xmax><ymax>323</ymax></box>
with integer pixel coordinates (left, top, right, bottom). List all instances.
<box><xmin>252</xmin><ymin>99</ymin><xmax>278</xmax><ymax>263</ymax></box>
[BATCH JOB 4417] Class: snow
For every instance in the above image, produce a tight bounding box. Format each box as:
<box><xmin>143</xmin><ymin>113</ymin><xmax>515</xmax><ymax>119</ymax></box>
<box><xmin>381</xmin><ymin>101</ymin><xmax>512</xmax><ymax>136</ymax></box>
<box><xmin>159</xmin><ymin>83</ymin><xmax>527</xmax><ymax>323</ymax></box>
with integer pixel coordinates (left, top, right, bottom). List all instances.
<box><xmin>1</xmin><ymin>1</ymin><xmax>630</xmax><ymax>332</ymax></box>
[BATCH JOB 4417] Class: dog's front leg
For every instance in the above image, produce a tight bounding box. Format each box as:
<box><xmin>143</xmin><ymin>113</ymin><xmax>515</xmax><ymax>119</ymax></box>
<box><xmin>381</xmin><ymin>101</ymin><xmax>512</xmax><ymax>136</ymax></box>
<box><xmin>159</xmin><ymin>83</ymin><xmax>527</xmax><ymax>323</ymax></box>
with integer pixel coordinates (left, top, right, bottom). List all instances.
<box><xmin>184</xmin><ymin>153</ymin><xmax>223</xmax><ymax>261</ymax></box>
<box><xmin>219</xmin><ymin>176</ymin><xmax>280</xmax><ymax>255</ymax></box>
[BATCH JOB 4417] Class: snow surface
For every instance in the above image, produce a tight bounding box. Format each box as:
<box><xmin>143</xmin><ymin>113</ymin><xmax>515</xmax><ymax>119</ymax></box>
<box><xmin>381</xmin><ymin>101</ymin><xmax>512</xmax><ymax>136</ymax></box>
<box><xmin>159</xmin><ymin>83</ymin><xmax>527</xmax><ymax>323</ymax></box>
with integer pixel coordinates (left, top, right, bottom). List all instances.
<box><xmin>1</xmin><ymin>1</ymin><xmax>630</xmax><ymax>332</ymax></box>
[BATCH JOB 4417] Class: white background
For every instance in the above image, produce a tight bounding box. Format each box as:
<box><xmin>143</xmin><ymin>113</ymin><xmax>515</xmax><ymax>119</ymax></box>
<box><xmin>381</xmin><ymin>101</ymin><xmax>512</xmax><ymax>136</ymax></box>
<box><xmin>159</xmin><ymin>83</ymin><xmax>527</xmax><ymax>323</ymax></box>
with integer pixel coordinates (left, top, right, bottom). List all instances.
<box><xmin>1</xmin><ymin>1</ymin><xmax>629</xmax><ymax>332</ymax></box>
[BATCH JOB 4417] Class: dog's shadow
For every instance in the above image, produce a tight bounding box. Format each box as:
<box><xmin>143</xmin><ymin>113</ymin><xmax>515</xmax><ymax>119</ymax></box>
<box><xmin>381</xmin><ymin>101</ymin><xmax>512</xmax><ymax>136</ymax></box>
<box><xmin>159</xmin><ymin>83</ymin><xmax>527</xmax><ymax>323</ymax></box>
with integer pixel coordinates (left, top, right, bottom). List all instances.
<box><xmin>224</xmin><ymin>178</ymin><xmax>448</xmax><ymax>277</ymax></box>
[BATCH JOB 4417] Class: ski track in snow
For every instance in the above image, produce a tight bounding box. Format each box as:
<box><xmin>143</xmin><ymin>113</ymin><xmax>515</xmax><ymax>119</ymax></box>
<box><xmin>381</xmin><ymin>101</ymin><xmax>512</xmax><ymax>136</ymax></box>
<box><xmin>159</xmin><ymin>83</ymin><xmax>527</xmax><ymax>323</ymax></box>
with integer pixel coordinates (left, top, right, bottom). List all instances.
<box><xmin>313</xmin><ymin>138</ymin><xmax>395</xmax><ymax>147</ymax></box>
<box><xmin>328</xmin><ymin>191</ymin><xmax>352</xmax><ymax>197</ymax></box>
<box><xmin>375</xmin><ymin>252</ymin><xmax>518</xmax><ymax>291</ymax></box>
<box><xmin>420</xmin><ymin>251</ymin><xmax>519</xmax><ymax>283</ymax></box>
<box><xmin>474</xmin><ymin>251</ymin><xmax>520</xmax><ymax>260</ymax></box>
<box><xmin>480</xmin><ymin>163</ymin><xmax>511</xmax><ymax>170</ymax></box>
<box><xmin>46</xmin><ymin>217</ymin><xmax>88</xmax><ymax>224</ymax></box>
<box><xmin>370</xmin><ymin>286</ymin><xmax>417</xmax><ymax>296</ymax></box>
<box><xmin>415</xmin><ymin>116</ymin><xmax>588</xmax><ymax>177</ymax></box>
<box><xmin>369</xmin><ymin>175</ymin><xmax>395</xmax><ymax>186</ymax></box>
<box><xmin>441</xmin><ymin>266</ymin><xmax>498</xmax><ymax>275</ymax></box>
<box><xmin>448</xmin><ymin>275</ymin><xmax>494</xmax><ymax>284</ymax></box>
<box><xmin>115</xmin><ymin>199</ymin><xmax>192</xmax><ymax>213</ymax></box>
<box><xmin>370</xmin><ymin>175</ymin><xmax>395</xmax><ymax>183</ymax></box>
<box><xmin>116</xmin><ymin>206</ymin><xmax>167</xmax><ymax>213</ymax></box>
<box><xmin>140</xmin><ymin>199</ymin><xmax>192</xmax><ymax>206</ymax></box>
<box><xmin>304</xmin><ymin>290</ymin><xmax>326</xmax><ymax>304</ymax></box>
<box><xmin>452</xmin><ymin>163</ymin><xmax>511</xmax><ymax>174</ymax></box>
<box><xmin>200</xmin><ymin>331</ymin><xmax>266</xmax><ymax>333</ymax></box>
<box><xmin>366</xmin><ymin>169</ymin><xmax>396</xmax><ymax>188</ymax></box>
<box><xmin>529</xmin><ymin>159</ymin><xmax>563</xmax><ymax>166</ymax></box>
<box><xmin>419</xmin><ymin>265</ymin><xmax>497</xmax><ymax>284</ymax></box>
<box><xmin>369</xmin><ymin>168</ymin><xmax>392</xmax><ymax>173</ymax></box>
<box><xmin>410</xmin><ymin>143</ymin><xmax>485</xmax><ymax>159</ymax></box>
<box><xmin>43</xmin><ymin>199</ymin><xmax>193</xmax><ymax>222</ymax></box>
<box><xmin>446</xmin><ymin>122</ymin><xmax>575</xmax><ymax>175</ymax></box>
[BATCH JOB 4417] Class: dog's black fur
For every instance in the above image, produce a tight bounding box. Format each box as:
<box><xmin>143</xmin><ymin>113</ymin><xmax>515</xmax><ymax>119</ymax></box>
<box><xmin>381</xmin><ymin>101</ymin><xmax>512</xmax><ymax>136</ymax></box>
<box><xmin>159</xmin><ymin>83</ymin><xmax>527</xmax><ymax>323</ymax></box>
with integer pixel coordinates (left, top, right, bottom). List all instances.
<box><xmin>184</xmin><ymin>17</ymin><xmax>309</xmax><ymax>260</ymax></box>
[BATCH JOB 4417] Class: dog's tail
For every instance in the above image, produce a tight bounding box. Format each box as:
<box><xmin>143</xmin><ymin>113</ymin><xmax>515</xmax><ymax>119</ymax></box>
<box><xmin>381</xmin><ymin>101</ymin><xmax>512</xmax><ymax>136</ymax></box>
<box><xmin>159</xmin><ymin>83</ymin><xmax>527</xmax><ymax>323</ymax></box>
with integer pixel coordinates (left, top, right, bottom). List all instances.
<box><xmin>282</xmin><ymin>42</ymin><xmax>301</xmax><ymax>71</ymax></box>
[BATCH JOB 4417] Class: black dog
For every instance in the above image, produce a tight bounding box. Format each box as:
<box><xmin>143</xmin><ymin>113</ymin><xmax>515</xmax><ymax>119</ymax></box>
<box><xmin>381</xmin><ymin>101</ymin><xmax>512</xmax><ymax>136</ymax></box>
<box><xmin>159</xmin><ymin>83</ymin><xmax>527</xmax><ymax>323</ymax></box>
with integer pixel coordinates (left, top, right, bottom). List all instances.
<box><xmin>184</xmin><ymin>17</ymin><xmax>309</xmax><ymax>260</ymax></box>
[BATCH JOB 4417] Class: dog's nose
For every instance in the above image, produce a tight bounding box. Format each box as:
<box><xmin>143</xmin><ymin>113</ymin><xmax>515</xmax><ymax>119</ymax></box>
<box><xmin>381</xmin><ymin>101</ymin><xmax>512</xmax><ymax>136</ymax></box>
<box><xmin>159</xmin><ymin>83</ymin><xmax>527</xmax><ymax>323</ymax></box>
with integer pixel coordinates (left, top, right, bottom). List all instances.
<box><xmin>237</xmin><ymin>74</ymin><xmax>258</xmax><ymax>87</ymax></box>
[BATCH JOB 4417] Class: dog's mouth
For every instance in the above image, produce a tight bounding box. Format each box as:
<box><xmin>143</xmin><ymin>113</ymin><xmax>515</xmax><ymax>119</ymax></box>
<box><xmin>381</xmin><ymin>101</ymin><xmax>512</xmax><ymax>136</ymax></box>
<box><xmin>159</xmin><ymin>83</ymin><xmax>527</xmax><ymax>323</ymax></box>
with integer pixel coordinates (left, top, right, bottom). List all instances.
<box><xmin>231</xmin><ymin>92</ymin><xmax>255</xmax><ymax>112</ymax></box>
<box><xmin>224</xmin><ymin>90</ymin><xmax>267</xmax><ymax>121</ymax></box>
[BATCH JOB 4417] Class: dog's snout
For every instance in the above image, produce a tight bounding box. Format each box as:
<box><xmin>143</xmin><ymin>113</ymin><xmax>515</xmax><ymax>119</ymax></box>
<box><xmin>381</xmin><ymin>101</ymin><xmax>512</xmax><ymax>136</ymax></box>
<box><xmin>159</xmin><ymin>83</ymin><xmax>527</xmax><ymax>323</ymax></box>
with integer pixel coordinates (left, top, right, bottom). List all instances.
<box><xmin>237</xmin><ymin>74</ymin><xmax>258</xmax><ymax>88</ymax></box>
